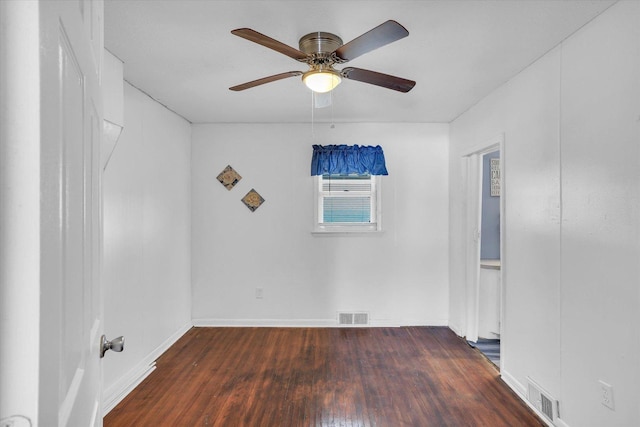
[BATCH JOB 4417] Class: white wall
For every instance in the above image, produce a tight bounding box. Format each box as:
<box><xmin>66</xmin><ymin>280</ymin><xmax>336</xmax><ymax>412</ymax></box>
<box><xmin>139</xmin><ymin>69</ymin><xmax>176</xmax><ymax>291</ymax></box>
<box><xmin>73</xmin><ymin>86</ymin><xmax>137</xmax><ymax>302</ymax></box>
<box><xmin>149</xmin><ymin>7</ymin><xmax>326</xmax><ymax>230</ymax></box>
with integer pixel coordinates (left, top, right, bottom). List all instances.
<box><xmin>449</xmin><ymin>2</ymin><xmax>640</xmax><ymax>426</ymax></box>
<box><xmin>191</xmin><ymin>122</ymin><xmax>449</xmax><ymax>326</ymax></box>
<box><xmin>451</xmin><ymin>40</ymin><xmax>563</xmax><ymax>396</ymax></box>
<box><xmin>559</xmin><ymin>3</ymin><xmax>640</xmax><ymax>425</ymax></box>
<box><xmin>102</xmin><ymin>82</ymin><xmax>192</xmax><ymax>411</ymax></box>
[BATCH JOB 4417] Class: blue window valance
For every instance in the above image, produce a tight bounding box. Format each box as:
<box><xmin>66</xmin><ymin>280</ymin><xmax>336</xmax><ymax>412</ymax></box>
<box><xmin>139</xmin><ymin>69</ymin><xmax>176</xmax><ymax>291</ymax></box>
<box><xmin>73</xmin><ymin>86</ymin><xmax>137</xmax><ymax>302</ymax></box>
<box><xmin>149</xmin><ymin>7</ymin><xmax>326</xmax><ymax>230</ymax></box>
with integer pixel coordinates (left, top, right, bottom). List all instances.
<box><xmin>310</xmin><ymin>144</ymin><xmax>389</xmax><ymax>176</ymax></box>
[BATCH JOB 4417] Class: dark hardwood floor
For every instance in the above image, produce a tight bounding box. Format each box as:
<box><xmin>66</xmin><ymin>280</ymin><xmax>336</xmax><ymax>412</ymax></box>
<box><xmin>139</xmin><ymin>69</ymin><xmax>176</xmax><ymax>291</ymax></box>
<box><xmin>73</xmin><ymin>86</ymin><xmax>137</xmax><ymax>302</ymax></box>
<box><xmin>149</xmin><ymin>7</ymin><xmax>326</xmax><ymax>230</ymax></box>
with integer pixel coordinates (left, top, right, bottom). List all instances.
<box><xmin>104</xmin><ymin>327</ymin><xmax>544</xmax><ymax>426</ymax></box>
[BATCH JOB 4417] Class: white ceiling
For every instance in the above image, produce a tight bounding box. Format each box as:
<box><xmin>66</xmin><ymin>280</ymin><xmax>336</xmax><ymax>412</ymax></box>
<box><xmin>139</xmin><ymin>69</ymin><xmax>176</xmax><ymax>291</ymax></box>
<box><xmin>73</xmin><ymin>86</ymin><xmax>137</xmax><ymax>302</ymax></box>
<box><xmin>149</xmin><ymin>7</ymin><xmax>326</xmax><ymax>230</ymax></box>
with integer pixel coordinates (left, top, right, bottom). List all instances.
<box><xmin>104</xmin><ymin>0</ymin><xmax>615</xmax><ymax>124</ymax></box>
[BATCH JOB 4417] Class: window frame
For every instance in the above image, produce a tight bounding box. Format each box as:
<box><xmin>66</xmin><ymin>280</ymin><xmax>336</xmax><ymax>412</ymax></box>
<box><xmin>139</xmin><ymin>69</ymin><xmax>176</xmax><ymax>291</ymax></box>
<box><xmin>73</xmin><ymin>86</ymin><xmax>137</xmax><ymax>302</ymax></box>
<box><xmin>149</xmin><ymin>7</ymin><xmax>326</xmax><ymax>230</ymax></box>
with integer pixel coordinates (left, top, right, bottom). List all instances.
<box><xmin>312</xmin><ymin>174</ymin><xmax>383</xmax><ymax>234</ymax></box>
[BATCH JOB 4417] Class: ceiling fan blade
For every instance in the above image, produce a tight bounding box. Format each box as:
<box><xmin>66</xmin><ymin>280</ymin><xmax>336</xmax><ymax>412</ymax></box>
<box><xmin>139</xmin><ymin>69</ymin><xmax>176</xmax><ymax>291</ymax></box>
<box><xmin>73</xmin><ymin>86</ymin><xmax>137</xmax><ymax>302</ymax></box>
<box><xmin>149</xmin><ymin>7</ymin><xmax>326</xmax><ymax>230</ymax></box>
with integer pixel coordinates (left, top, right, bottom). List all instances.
<box><xmin>341</xmin><ymin>67</ymin><xmax>416</xmax><ymax>93</ymax></box>
<box><xmin>229</xmin><ymin>71</ymin><xmax>303</xmax><ymax>91</ymax></box>
<box><xmin>333</xmin><ymin>20</ymin><xmax>409</xmax><ymax>62</ymax></box>
<box><xmin>231</xmin><ymin>28</ymin><xmax>308</xmax><ymax>62</ymax></box>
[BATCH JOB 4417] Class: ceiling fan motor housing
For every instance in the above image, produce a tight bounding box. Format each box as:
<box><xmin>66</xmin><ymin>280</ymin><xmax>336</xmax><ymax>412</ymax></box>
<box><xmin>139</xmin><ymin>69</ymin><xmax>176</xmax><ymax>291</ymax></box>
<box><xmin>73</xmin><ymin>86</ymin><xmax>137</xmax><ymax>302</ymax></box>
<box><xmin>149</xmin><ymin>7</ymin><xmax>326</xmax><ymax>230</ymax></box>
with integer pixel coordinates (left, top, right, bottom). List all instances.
<box><xmin>299</xmin><ymin>32</ymin><xmax>344</xmax><ymax>67</ymax></box>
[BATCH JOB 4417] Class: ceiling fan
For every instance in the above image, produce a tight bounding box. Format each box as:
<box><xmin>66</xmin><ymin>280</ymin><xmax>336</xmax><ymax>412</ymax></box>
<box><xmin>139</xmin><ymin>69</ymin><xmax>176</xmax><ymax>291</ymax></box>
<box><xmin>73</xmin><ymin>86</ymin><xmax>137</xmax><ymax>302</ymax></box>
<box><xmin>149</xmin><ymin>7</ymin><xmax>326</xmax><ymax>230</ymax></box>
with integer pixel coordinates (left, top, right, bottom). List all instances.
<box><xmin>229</xmin><ymin>20</ymin><xmax>416</xmax><ymax>94</ymax></box>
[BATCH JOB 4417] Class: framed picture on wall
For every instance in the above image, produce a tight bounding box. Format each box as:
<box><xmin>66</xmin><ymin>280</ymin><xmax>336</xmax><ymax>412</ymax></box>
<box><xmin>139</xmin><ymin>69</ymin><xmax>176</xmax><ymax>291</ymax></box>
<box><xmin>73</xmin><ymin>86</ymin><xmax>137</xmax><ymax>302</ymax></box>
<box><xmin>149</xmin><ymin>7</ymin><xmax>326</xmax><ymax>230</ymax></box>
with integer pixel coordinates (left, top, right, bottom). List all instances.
<box><xmin>217</xmin><ymin>165</ymin><xmax>242</xmax><ymax>190</ymax></box>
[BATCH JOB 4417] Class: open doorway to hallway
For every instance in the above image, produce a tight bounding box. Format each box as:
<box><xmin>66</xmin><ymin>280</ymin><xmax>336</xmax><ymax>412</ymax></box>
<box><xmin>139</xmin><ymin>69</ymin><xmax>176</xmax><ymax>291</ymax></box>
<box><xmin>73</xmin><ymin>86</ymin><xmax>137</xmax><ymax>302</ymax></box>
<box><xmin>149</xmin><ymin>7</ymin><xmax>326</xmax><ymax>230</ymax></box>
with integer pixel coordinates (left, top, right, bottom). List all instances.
<box><xmin>473</xmin><ymin>150</ymin><xmax>501</xmax><ymax>366</ymax></box>
<box><xmin>463</xmin><ymin>137</ymin><xmax>503</xmax><ymax>369</ymax></box>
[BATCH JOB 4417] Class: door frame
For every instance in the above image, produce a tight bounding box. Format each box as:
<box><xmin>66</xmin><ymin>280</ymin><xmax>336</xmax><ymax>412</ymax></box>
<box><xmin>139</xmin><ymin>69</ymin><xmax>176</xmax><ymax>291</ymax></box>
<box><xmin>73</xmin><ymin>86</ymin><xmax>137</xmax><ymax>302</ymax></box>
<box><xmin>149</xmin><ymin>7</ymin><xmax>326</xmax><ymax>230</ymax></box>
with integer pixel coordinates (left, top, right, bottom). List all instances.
<box><xmin>0</xmin><ymin>1</ymin><xmax>42</xmax><ymax>423</ymax></box>
<box><xmin>461</xmin><ymin>134</ymin><xmax>505</xmax><ymax>349</ymax></box>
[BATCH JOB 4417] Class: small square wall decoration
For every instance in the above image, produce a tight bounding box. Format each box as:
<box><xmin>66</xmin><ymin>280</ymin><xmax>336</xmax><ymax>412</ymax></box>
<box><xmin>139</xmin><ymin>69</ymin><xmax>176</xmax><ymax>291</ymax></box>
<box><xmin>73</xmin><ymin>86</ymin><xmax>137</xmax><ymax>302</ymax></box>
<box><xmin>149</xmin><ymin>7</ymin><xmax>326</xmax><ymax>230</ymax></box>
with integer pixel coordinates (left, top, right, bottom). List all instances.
<box><xmin>216</xmin><ymin>165</ymin><xmax>242</xmax><ymax>190</ymax></box>
<box><xmin>241</xmin><ymin>189</ymin><xmax>265</xmax><ymax>212</ymax></box>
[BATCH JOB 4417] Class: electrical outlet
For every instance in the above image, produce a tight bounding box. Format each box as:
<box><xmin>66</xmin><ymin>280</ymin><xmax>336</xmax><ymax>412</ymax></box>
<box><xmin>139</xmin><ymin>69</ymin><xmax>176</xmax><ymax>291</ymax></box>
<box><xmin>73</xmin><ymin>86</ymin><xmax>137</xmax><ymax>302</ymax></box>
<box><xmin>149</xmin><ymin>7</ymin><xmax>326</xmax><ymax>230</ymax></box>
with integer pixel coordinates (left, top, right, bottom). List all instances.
<box><xmin>255</xmin><ymin>287</ymin><xmax>263</xmax><ymax>299</ymax></box>
<box><xmin>599</xmin><ymin>380</ymin><xmax>614</xmax><ymax>410</ymax></box>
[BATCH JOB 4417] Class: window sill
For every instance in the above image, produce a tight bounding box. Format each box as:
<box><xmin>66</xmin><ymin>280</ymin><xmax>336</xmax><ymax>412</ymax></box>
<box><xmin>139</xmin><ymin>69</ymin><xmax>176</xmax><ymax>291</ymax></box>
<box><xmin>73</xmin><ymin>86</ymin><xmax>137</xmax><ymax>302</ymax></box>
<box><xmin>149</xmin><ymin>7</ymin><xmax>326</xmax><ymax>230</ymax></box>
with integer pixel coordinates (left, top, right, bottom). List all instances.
<box><xmin>312</xmin><ymin>224</ymin><xmax>383</xmax><ymax>235</ymax></box>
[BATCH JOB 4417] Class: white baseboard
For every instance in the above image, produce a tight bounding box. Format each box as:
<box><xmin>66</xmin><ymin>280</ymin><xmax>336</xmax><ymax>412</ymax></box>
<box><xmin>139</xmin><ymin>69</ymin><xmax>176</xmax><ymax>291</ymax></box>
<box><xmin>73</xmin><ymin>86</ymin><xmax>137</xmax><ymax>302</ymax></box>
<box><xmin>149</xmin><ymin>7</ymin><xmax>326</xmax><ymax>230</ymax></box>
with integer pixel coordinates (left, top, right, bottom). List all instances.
<box><xmin>500</xmin><ymin>369</ymin><xmax>527</xmax><ymax>398</ymax></box>
<box><xmin>103</xmin><ymin>363</ymin><xmax>156</xmax><ymax>415</ymax></box>
<box><xmin>192</xmin><ymin>318</ymin><xmax>450</xmax><ymax>328</ymax></box>
<box><xmin>102</xmin><ymin>322</ymin><xmax>192</xmax><ymax>414</ymax></box>
<box><xmin>370</xmin><ymin>318</ymin><xmax>449</xmax><ymax>327</ymax></box>
<box><xmin>193</xmin><ymin>318</ymin><xmax>337</xmax><ymax>327</ymax></box>
<box><xmin>448</xmin><ymin>322</ymin><xmax>464</xmax><ymax>337</ymax></box>
<box><xmin>500</xmin><ymin>369</ymin><xmax>556</xmax><ymax>427</ymax></box>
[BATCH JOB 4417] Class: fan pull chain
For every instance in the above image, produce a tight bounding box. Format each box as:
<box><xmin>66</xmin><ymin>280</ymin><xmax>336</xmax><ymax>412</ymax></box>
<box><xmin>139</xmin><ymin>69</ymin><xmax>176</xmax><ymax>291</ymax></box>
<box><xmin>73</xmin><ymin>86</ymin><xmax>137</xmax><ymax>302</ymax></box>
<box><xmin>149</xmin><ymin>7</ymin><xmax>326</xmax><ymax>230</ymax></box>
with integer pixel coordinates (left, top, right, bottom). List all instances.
<box><xmin>311</xmin><ymin>91</ymin><xmax>316</xmax><ymax>141</ymax></box>
<box><xmin>310</xmin><ymin>91</ymin><xmax>337</xmax><ymax>141</ymax></box>
<box><xmin>330</xmin><ymin>91</ymin><xmax>335</xmax><ymax>129</ymax></box>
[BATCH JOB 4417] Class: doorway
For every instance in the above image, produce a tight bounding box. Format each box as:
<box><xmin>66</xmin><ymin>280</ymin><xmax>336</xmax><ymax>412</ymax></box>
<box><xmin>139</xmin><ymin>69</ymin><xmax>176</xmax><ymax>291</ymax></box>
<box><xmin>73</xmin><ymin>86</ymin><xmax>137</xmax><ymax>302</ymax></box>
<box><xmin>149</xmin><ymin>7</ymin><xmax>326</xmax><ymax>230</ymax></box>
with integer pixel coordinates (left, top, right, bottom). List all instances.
<box><xmin>462</xmin><ymin>135</ymin><xmax>504</xmax><ymax>369</ymax></box>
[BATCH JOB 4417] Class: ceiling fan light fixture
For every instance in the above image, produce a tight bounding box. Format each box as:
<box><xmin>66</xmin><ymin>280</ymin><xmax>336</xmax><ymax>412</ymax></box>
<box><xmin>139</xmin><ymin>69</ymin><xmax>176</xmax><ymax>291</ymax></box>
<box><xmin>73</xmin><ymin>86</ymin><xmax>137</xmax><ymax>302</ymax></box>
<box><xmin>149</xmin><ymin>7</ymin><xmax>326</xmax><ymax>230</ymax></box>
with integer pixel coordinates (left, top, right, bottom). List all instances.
<box><xmin>303</xmin><ymin>69</ymin><xmax>342</xmax><ymax>93</ymax></box>
<box><xmin>230</xmin><ymin>21</ymin><xmax>414</xmax><ymax>93</ymax></box>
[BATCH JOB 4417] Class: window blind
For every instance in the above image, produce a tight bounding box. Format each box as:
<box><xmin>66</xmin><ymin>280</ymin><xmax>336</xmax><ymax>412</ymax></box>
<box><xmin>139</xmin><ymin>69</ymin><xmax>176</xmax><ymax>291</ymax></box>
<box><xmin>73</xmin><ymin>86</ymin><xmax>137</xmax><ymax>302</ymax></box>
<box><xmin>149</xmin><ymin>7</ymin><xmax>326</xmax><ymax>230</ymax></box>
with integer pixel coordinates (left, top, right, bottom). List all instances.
<box><xmin>320</xmin><ymin>175</ymin><xmax>375</xmax><ymax>224</ymax></box>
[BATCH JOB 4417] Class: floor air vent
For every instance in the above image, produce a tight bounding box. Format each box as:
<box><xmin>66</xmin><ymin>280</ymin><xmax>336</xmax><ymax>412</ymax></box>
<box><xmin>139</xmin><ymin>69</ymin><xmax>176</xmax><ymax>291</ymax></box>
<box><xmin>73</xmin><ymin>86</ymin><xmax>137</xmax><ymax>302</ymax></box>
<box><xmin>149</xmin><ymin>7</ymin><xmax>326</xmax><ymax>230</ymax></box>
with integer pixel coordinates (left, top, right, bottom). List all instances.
<box><xmin>527</xmin><ymin>377</ymin><xmax>558</xmax><ymax>423</ymax></box>
<box><xmin>338</xmin><ymin>312</ymin><xmax>369</xmax><ymax>325</ymax></box>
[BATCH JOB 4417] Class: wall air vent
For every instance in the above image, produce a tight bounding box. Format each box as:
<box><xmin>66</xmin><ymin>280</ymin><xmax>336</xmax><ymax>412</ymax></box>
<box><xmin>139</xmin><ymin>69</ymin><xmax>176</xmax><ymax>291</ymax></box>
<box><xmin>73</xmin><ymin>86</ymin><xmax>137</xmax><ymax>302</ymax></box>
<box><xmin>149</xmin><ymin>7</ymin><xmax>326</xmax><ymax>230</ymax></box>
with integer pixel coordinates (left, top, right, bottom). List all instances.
<box><xmin>338</xmin><ymin>312</ymin><xmax>369</xmax><ymax>325</ymax></box>
<box><xmin>527</xmin><ymin>377</ymin><xmax>559</xmax><ymax>423</ymax></box>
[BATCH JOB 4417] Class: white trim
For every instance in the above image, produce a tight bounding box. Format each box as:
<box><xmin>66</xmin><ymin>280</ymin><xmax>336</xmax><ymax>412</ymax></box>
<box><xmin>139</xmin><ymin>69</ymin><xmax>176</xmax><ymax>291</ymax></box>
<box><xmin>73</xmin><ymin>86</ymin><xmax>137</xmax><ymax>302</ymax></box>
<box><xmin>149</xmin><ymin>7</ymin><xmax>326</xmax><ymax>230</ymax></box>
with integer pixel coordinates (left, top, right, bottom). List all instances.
<box><xmin>312</xmin><ymin>226</ymin><xmax>383</xmax><ymax>235</ymax></box>
<box><xmin>448</xmin><ymin>322</ymin><xmax>465</xmax><ymax>337</ymax></box>
<box><xmin>102</xmin><ymin>322</ymin><xmax>191</xmax><ymax>415</ymax></box>
<box><xmin>500</xmin><ymin>369</ymin><xmax>527</xmax><ymax>398</ymax></box>
<box><xmin>0</xmin><ymin>1</ymin><xmax>41</xmax><ymax>422</ymax></box>
<box><xmin>501</xmin><ymin>370</ymin><xmax>556</xmax><ymax>427</ymax></box>
<box><xmin>463</xmin><ymin>153</ymin><xmax>481</xmax><ymax>342</ymax></box>
<box><xmin>192</xmin><ymin>318</ymin><xmax>449</xmax><ymax>328</ymax></box>
<box><xmin>461</xmin><ymin>133</ymin><xmax>505</xmax><ymax>343</ymax></box>
<box><xmin>370</xmin><ymin>318</ymin><xmax>449</xmax><ymax>327</ymax></box>
<box><xmin>461</xmin><ymin>133</ymin><xmax>505</xmax><ymax>157</ymax></box>
<box><xmin>498</xmin><ymin>135</ymin><xmax>507</xmax><ymax>369</ymax></box>
<box><xmin>194</xmin><ymin>318</ymin><xmax>339</xmax><ymax>327</ymax></box>
<box><xmin>103</xmin><ymin>364</ymin><xmax>156</xmax><ymax>415</ymax></box>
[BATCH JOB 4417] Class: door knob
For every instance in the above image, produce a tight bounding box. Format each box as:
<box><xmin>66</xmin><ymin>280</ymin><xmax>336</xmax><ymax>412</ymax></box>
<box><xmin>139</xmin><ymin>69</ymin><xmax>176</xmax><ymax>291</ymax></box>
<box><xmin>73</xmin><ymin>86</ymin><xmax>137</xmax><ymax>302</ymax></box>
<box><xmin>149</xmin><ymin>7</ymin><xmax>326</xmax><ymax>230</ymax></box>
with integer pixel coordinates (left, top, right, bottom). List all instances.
<box><xmin>100</xmin><ymin>335</ymin><xmax>125</xmax><ymax>358</ymax></box>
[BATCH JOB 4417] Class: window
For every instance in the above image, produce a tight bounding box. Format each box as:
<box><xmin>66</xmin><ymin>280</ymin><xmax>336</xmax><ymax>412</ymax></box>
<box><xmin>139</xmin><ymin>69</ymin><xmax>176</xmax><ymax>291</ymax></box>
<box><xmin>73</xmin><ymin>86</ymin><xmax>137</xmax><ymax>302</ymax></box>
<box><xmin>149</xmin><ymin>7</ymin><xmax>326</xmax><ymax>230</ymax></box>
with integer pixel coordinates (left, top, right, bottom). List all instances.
<box><xmin>314</xmin><ymin>174</ymin><xmax>382</xmax><ymax>233</ymax></box>
<box><xmin>310</xmin><ymin>144</ymin><xmax>388</xmax><ymax>233</ymax></box>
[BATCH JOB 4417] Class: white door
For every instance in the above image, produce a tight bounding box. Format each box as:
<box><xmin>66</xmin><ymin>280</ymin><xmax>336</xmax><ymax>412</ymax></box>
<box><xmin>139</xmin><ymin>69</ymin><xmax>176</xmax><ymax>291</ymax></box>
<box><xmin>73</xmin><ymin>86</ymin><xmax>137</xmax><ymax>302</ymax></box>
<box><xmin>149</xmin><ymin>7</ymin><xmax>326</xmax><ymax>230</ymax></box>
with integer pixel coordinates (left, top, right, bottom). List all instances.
<box><xmin>463</xmin><ymin>152</ymin><xmax>482</xmax><ymax>343</ymax></box>
<box><xmin>39</xmin><ymin>1</ymin><xmax>104</xmax><ymax>425</ymax></box>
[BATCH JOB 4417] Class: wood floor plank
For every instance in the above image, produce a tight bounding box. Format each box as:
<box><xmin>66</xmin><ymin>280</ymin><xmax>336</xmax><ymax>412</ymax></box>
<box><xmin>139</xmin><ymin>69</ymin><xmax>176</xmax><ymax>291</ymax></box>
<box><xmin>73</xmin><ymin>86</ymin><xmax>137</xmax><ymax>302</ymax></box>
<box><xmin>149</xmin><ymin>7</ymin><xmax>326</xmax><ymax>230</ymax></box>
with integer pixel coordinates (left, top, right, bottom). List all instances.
<box><xmin>105</xmin><ymin>327</ymin><xmax>544</xmax><ymax>427</ymax></box>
